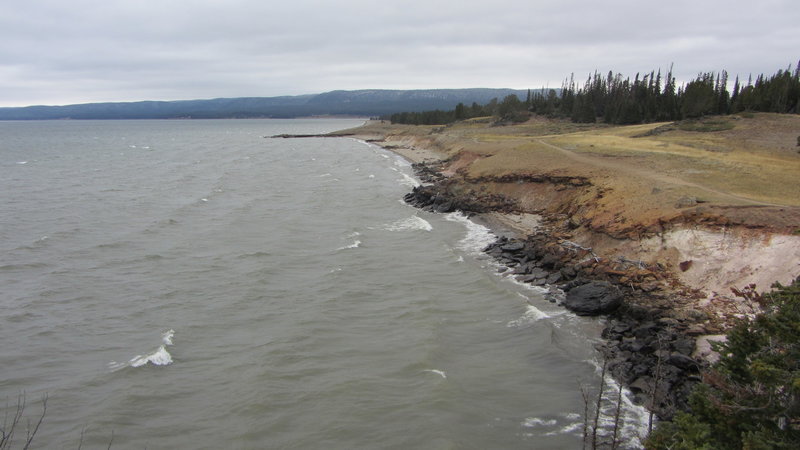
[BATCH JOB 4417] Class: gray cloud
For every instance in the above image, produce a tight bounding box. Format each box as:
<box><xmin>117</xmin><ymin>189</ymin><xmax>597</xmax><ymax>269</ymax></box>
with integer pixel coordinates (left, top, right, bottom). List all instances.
<box><xmin>1</xmin><ymin>0</ymin><xmax>797</xmax><ymax>106</ymax></box>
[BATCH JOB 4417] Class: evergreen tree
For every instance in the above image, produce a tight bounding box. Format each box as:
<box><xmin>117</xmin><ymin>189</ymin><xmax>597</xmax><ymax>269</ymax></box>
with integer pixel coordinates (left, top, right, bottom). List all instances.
<box><xmin>647</xmin><ymin>279</ymin><xmax>800</xmax><ymax>449</ymax></box>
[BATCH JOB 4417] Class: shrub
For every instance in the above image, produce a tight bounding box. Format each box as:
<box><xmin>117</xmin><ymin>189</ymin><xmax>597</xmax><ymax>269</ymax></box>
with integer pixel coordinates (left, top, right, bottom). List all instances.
<box><xmin>646</xmin><ymin>278</ymin><xmax>800</xmax><ymax>449</ymax></box>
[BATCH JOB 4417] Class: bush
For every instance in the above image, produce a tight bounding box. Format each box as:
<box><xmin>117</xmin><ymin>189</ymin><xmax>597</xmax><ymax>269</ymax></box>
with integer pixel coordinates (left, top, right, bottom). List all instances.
<box><xmin>646</xmin><ymin>278</ymin><xmax>800</xmax><ymax>449</ymax></box>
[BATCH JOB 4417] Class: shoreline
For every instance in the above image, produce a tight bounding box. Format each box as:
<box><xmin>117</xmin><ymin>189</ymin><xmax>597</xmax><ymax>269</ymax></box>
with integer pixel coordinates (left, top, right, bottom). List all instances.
<box><xmin>324</xmin><ymin>119</ymin><xmax>800</xmax><ymax>421</ymax></box>
<box><xmin>341</xmin><ymin>131</ymin><xmax>697</xmax><ymax>419</ymax></box>
<box><xmin>284</xmin><ymin>118</ymin><xmax>800</xmax><ymax>421</ymax></box>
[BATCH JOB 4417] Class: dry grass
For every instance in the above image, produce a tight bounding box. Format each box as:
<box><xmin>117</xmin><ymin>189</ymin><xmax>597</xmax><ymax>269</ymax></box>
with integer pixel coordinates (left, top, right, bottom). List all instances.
<box><xmin>342</xmin><ymin>114</ymin><xmax>800</xmax><ymax>236</ymax></box>
<box><xmin>444</xmin><ymin>113</ymin><xmax>800</xmax><ymax>207</ymax></box>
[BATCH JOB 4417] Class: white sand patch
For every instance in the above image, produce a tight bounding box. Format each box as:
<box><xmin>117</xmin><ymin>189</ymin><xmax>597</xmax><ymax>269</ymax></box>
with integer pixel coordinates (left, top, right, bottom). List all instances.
<box><xmin>641</xmin><ymin>228</ymin><xmax>800</xmax><ymax>297</ymax></box>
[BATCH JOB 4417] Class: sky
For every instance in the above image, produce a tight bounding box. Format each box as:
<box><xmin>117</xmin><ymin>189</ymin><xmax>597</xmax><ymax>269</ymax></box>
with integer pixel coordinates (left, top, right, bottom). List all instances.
<box><xmin>1</xmin><ymin>0</ymin><xmax>797</xmax><ymax>107</ymax></box>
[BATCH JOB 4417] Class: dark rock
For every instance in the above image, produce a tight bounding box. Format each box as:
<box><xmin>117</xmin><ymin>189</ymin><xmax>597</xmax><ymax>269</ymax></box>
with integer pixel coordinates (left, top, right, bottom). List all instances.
<box><xmin>500</xmin><ymin>241</ymin><xmax>525</xmax><ymax>252</ymax></box>
<box><xmin>633</xmin><ymin>322</ymin><xmax>658</xmax><ymax>338</ymax></box>
<box><xmin>546</xmin><ymin>272</ymin><xmax>562</xmax><ymax>284</ymax></box>
<box><xmin>561</xmin><ymin>278</ymin><xmax>589</xmax><ymax>292</ymax></box>
<box><xmin>672</xmin><ymin>338</ymin><xmax>695</xmax><ymax>356</ymax></box>
<box><xmin>629</xmin><ymin>376</ymin><xmax>652</xmax><ymax>393</ymax></box>
<box><xmin>530</xmin><ymin>268</ymin><xmax>549</xmax><ymax>279</ymax></box>
<box><xmin>624</xmin><ymin>304</ymin><xmax>659</xmax><ymax>321</ymax></box>
<box><xmin>668</xmin><ymin>353</ymin><xmax>699</xmax><ymax>372</ymax></box>
<box><xmin>657</xmin><ymin>317</ymin><xmax>680</xmax><ymax>327</ymax></box>
<box><xmin>560</xmin><ymin>266</ymin><xmax>577</xmax><ymax>279</ymax></box>
<box><xmin>539</xmin><ymin>254</ymin><xmax>561</xmax><ymax>269</ymax></box>
<box><xmin>562</xmin><ymin>281</ymin><xmax>623</xmax><ymax>315</ymax></box>
<box><xmin>512</xmin><ymin>264</ymin><xmax>532</xmax><ymax>275</ymax></box>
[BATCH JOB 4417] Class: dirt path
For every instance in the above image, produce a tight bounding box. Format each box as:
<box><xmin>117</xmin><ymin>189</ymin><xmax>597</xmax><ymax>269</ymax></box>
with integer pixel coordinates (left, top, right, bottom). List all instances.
<box><xmin>535</xmin><ymin>139</ymin><xmax>788</xmax><ymax>208</ymax></box>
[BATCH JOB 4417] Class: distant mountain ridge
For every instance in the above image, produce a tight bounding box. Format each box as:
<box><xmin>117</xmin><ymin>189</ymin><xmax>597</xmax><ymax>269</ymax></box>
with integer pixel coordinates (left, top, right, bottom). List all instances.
<box><xmin>0</xmin><ymin>88</ymin><xmax>535</xmax><ymax>120</ymax></box>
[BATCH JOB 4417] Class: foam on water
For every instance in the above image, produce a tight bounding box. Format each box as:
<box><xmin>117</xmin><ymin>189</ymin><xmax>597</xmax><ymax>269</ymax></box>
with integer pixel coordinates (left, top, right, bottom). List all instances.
<box><xmin>506</xmin><ymin>304</ymin><xmax>550</xmax><ymax>327</ymax></box>
<box><xmin>109</xmin><ymin>329</ymin><xmax>175</xmax><ymax>370</ymax></box>
<box><xmin>398</xmin><ymin>172</ymin><xmax>420</xmax><ymax>188</ymax></box>
<box><xmin>338</xmin><ymin>240</ymin><xmax>362</xmax><ymax>250</ymax></box>
<box><xmin>521</xmin><ymin>412</ymin><xmax>585</xmax><ymax>439</ymax></box>
<box><xmin>522</xmin><ymin>417</ymin><xmax>557</xmax><ymax>427</ymax></box>
<box><xmin>580</xmin><ymin>359</ymin><xmax>652</xmax><ymax>449</ymax></box>
<box><xmin>337</xmin><ymin>231</ymin><xmax>362</xmax><ymax>250</ymax></box>
<box><xmin>384</xmin><ymin>215</ymin><xmax>433</xmax><ymax>232</ymax></box>
<box><xmin>129</xmin><ymin>345</ymin><xmax>173</xmax><ymax>367</ymax></box>
<box><xmin>424</xmin><ymin>369</ymin><xmax>447</xmax><ymax>379</ymax></box>
<box><xmin>444</xmin><ymin>212</ymin><xmax>496</xmax><ymax>254</ymax></box>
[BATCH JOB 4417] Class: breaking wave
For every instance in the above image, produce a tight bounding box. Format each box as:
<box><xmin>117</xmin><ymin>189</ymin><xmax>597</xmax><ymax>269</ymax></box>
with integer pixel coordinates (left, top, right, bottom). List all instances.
<box><xmin>444</xmin><ymin>212</ymin><xmax>496</xmax><ymax>254</ymax></box>
<box><xmin>109</xmin><ymin>329</ymin><xmax>175</xmax><ymax>371</ymax></box>
<box><xmin>384</xmin><ymin>215</ymin><xmax>432</xmax><ymax>232</ymax></box>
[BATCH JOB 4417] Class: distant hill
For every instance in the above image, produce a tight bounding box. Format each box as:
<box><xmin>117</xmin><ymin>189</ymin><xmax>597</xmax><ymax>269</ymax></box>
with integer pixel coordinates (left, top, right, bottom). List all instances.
<box><xmin>0</xmin><ymin>89</ymin><xmax>536</xmax><ymax>120</ymax></box>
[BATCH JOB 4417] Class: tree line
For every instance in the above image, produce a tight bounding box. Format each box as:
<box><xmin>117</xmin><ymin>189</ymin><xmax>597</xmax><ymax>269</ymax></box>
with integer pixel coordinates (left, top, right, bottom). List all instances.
<box><xmin>387</xmin><ymin>62</ymin><xmax>800</xmax><ymax>125</ymax></box>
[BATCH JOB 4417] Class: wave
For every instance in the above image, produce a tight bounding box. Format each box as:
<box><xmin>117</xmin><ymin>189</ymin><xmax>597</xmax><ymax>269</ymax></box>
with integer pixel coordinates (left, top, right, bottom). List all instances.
<box><xmin>580</xmin><ymin>359</ymin><xmax>651</xmax><ymax>448</ymax></box>
<box><xmin>236</xmin><ymin>251</ymin><xmax>272</xmax><ymax>259</ymax></box>
<box><xmin>384</xmin><ymin>215</ymin><xmax>432</xmax><ymax>232</ymax></box>
<box><xmin>444</xmin><ymin>212</ymin><xmax>496</xmax><ymax>254</ymax></box>
<box><xmin>423</xmin><ymin>369</ymin><xmax>447</xmax><ymax>379</ymax></box>
<box><xmin>337</xmin><ymin>231</ymin><xmax>362</xmax><ymax>250</ymax></box>
<box><xmin>109</xmin><ymin>329</ymin><xmax>175</xmax><ymax>371</ymax></box>
<box><xmin>522</xmin><ymin>413</ymin><xmax>584</xmax><ymax>438</ymax></box>
<box><xmin>0</xmin><ymin>261</ymin><xmax>49</xmax><ymax>271</ymax></box>
<box><xmin>397</xmin><ymin>172</ymin><xmax>420</xmax><ymax>188</ymax></box>
<box><xmin>129</xmin><ymin>345</ymin><xmax>173</xmax><ymax>367</ymax></box>
<box><xmin>337</xmin><ymin>240</ymin><xmax>361</xmax><ymax>250</ymax></box>
<box><xmin>506</xmin><ymin>304</ymin><xmax>550</xmax><ymax>327</ymax></box>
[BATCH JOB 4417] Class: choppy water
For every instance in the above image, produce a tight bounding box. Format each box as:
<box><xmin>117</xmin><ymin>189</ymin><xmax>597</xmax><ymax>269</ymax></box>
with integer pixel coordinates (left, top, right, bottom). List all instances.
<box><xmin>0</xmin><ymin>119</ymin><xmax>647</xmax><ymax>449</ymax></box>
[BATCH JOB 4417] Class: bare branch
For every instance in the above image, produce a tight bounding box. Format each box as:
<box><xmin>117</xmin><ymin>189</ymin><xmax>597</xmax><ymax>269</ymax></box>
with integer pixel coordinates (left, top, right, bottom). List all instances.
<box><xmin>22</xmin><ymin>393</ymin><xmax>46</xmax><ymax>450</ymax></box>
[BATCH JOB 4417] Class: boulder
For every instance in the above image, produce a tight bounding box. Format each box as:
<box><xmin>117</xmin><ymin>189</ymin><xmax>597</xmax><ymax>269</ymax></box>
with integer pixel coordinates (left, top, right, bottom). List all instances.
<box><xmin>500</xmin><ymin>241</ymin><xmax>525</xmax><ymax>252</ymax></box>
<box><xmin>562</xmin><ymin>281</ymin><xmax>623</xmax><ymax>315</ymax></box>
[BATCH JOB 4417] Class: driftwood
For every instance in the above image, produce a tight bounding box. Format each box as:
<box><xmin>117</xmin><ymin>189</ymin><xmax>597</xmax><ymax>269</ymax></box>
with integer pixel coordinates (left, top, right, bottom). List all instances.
<box><xmin>561</xmin><ymin>240</ymin><xmax>601</xmax><ymax>262</ymax></box>
<box><xmin>616</xmin><ymin>256</ymin><xmax>649</xmax><ymax>270</ymax></box>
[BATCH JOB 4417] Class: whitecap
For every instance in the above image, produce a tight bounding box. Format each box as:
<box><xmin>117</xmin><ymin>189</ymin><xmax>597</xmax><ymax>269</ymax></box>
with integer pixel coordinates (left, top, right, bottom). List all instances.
<box><xmin>398</xmin><ymin>172</ymin><xmax>420</xmax><ymax>188</ymax></box>
<box><xmin>444</xmin><ymin>212</ymin><xmax>496</xmax><ymax>254</ymax></box>
<box><xmin>337</xmin><ymin>240</ymin><xmax>361</xmax><ymax>250</ymax></box>
<box><xmin>556</xmin><ymin>421</ymin><xmax>583</xmax><ymax>434</ymax></box>
<box><xmin>385</xmin><ymin>215</ymin><xmax>433</xmax><ymax>232</ymax></box>
<box><xmin>522</xmin><ymin>417</ymin><xmax>557</xmax><ymax>428</ymax></box>
<box><xmin>162</xmin><ymin>329</ymin><xmax>175</xmax><ymax>345</ymax></box>
<box><xmin>424</xmin><ymin>369</ymin><xmax>447</xmax><ymax>379</ymax></box>
<box><xmin>16</xmin><ymin>161</ymin><xmax>28</xmax><ymax>165</ymax></box>
<box><xmin>130</xmin><ymin>346</ymin><xmax>173</xmax><ymax>367</ymax></box>
<box><xmin>581</xmin><ymin>359</ymin><xmax>651</xmax><ymax>448</ymax></box>
<box><xmin>506</xmin><ymin>304</ymin><xmax>550</xmax><ymax>327</ymax></box>
<box><xmin>393</xmin><ymin>158</ymin><xmax>412</xmax><ymax>168</ymax></box>
<box><xmin>110</xmin><ymin>329</ymin><xmax>175</xmax><ymax>370</ymax></box>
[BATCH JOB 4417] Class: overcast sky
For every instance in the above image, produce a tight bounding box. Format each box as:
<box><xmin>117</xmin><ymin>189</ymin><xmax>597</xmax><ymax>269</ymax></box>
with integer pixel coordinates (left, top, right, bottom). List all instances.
<box><xmin>1</xmin><ymin>0</ymin><xmax>797</xmax><ymax>107</ymax></box>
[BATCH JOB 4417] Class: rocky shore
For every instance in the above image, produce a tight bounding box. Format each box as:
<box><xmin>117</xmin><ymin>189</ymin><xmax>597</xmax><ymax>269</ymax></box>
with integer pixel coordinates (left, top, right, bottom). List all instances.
<box><xmin>404</xmin><ymin>161</ymin><xmax>712</xmax><ymax>420</ymax></box>
<box><xmin>317</xmin><ymin>116</ymin><xmax>800</xmax><ymax>422</ymax></box>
